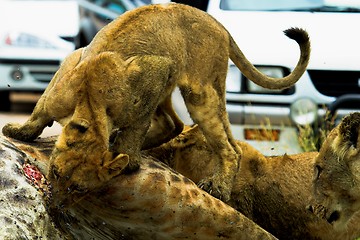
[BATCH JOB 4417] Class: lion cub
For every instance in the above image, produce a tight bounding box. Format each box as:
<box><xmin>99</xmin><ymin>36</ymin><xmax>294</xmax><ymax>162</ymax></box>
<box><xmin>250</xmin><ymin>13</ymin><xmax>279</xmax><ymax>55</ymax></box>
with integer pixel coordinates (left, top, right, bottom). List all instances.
<box><xmin>312</xmin><ymin>112</ymin><xmax>360</xmax><ymax>230</ymax></box>
<box><xmin>2</xmin><ymin>3</ymin><xmax>310</xmax><ymax>202</ymax></box>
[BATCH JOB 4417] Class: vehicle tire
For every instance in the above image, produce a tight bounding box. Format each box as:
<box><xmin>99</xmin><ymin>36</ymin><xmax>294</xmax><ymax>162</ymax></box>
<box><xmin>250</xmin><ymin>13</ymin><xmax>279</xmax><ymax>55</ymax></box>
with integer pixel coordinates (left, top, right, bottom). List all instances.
<box><xmin>0</xmin><ymin>91</ymin><xmax>11</xmax><ymax>112</ymax></box>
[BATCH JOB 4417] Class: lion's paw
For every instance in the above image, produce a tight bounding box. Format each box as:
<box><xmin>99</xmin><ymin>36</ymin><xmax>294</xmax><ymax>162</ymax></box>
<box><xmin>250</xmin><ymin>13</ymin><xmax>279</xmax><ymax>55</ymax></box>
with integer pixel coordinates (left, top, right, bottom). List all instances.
<box><xmin>2</xmin><ymin>123</ymin><xmax>22</xmax><ymax>138</ymax></box>
<box><xmin>198</xmin><ymin>175</ymin><xmax>232</xmax><ymax>202</ymax></box>
<box><xmin>2</xmin><ymin>123</ymin><xmax>37</xmax><ymax>142</ymax></box>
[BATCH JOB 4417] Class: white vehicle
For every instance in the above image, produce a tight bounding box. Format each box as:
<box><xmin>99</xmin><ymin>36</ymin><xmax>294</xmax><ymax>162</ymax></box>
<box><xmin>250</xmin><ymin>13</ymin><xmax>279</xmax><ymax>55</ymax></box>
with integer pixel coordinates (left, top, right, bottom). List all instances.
<box><xmin>202</xmin><ymin>0</ymin><xmax>360</xmax><ymax>155</ymax></box>
<box><xmin>0</xmin><ymin>0</ymin><xmax>80</xmax><ymax>111</ymax></box>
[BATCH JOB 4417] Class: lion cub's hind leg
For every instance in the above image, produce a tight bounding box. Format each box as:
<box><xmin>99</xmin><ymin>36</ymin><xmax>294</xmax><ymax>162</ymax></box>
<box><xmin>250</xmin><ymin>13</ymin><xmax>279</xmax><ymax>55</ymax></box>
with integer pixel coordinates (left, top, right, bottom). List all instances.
<box><xmin>142</xmin><ymin>96</ymin><xmax>184</xmax><ymax>150</ymax></box>
<box><xmin>180</xmin><ymin>83</ymin><xmax>241</xmax><ymax>202</ymax></box>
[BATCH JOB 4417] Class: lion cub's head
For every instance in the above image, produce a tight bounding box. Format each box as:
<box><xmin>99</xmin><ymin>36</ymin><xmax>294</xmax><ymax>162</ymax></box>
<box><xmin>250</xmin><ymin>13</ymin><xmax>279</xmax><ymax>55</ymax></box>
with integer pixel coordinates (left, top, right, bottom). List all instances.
<box><xmin>47</xmin><ymin>118</ymin><xmax>129</xmax><ymax>210</ymax></box>
<box><xmin>312</xmin><ymin>112</ymin><xmax>360</xmax><ymax>230</ymax></box>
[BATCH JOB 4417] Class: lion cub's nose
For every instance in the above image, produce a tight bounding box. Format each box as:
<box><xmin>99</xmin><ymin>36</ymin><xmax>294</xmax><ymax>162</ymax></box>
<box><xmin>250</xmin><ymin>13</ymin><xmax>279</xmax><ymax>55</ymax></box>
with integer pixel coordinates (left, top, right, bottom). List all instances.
<box><xmin>327</xmin><ymin>211</ymin><xmax>340</xmax><ymax>224</ymax></box>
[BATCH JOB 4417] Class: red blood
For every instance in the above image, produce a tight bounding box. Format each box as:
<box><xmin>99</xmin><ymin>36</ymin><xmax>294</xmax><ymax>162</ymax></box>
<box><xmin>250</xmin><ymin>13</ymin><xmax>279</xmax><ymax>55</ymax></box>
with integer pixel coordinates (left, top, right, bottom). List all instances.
<box><xmin>23</xmin><ymin>164</ymin><xmax>43</xmax><ymax>183</ymax></box>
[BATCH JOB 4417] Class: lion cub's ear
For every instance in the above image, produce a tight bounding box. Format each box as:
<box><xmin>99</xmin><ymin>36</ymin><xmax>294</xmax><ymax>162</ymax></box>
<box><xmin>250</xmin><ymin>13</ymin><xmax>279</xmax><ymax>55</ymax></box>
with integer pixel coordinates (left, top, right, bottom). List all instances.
<box><xmin>99</xmin><ymin>152</ymin><xmax>130</xmax><ymax>182</ymax></box>
<box><xmin>335</xmin><ymin>112</ymin><xmax>360</xmax><ymax>158</ymax></box>
<box><xmin>339</xmin><ymin>113</ymin><xmax>360</xmax><ymax>148</ymax></box>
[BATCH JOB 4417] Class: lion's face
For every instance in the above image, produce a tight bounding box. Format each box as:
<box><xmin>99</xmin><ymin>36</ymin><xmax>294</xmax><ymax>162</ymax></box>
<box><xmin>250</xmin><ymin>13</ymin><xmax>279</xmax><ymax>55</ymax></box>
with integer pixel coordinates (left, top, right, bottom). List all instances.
<box><xmin>312</xmin><ymin>113</ymin><xmax>360</xmax><ymax>230</ymax></box>
<box><xmin>47</xmin><ymin>119</ymin><xmax>129</xmax><ymax>210</ymax></box>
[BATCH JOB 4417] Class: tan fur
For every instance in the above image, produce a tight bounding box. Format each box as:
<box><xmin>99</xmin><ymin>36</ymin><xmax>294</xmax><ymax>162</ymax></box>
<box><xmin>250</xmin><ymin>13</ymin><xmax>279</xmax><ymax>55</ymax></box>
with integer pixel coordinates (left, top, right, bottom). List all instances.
<box><xmin>146</xmin><ymin>125</ymin><xmax>360</xmax><ymax>239</ymax></box>
<box><xmin>312</xmin><ymin>112</ymin><xmax>360</xmax><ymax>231</ymax></box>
<box><xmin>2</xmin><ymin>3</ymin><xmax>310</xmax><ymax>202</ymax></box>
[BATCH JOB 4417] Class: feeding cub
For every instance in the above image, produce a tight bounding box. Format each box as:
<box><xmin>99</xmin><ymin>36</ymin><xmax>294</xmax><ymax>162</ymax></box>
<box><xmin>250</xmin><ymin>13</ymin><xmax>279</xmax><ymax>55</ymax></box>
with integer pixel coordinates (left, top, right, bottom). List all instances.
<box><xmin>312</xmin><ymin>112</ymin><xmax>360</xmax><ymax>230</ymax></box>
<box><xmin>2</xmin><ymin>3</ymin><xmax>310</xmax><ymax>202</ymax></box>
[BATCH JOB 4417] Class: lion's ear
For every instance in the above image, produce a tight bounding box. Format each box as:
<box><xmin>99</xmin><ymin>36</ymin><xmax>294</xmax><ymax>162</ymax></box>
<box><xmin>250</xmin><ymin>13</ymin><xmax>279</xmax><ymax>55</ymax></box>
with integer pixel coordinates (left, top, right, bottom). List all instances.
<box><xmin>99</xmin><ymin>152</ymin><xmax>129</xmax><ymax>182</ymax></box>
<box><xmin>339</xmin><ymin>112</ymin><xmax>360</xmax><ymax>149</ymax></box>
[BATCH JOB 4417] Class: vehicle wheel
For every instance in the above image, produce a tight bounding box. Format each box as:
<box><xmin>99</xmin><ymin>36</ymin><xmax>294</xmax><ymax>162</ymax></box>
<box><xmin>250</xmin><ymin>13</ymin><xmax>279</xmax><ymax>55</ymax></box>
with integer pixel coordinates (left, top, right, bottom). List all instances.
<box><xmin>0</xmin><ymin>91</ymin><xmax>11</xmax><ymax>112</ymax></box>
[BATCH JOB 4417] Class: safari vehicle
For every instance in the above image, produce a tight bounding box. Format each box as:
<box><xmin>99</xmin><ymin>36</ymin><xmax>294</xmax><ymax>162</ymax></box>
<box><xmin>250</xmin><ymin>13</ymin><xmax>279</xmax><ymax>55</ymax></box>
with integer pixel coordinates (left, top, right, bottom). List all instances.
<box><xmin>77</xmin><ymin>0</ymin><xmax>142</xmax><ymax>46</ymax></box>
<box><xmin>0</xmin><ymin>0</ymin><xmax>80</xmax><ymax>111</ymax></box>
<box><xmin>206</xmin><ymin>0</ymin><xmax>360</xmax><ymax>155</ymax></box>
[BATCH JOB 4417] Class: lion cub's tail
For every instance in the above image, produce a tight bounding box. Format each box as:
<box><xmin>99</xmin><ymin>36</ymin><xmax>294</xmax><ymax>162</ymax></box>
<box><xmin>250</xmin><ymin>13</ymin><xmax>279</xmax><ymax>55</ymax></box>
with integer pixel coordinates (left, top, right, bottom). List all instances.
<box><xmin>229</xmin><ymin>27</ymin><xmax>310</xmax><ymax>90</ymax></box>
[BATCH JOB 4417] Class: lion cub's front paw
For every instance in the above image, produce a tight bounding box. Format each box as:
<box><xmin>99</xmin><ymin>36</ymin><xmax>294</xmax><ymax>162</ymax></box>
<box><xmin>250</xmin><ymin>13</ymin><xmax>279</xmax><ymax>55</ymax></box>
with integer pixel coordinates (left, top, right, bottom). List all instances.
<box><xmin>198</xmin><ymin>175</ymin><xmax>232</xmax><ymax>202</ymax></box>
<box><xmin>2</xmin><ymin>123</ymin><xmax>22</xmax><ymax>139</ymax></box>
<box><xmin>2</xmin><ymin>123</ymin><xmax>38</xmax><ymax>142</ymax></box>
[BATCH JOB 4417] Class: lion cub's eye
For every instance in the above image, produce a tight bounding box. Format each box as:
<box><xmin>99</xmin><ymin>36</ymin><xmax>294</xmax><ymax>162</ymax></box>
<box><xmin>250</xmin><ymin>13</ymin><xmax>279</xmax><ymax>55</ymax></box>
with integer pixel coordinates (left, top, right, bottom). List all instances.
<box><xmin>315</xmin><ymin>165</ymin><xmax>323</xmax><ymax>179</ymax></box>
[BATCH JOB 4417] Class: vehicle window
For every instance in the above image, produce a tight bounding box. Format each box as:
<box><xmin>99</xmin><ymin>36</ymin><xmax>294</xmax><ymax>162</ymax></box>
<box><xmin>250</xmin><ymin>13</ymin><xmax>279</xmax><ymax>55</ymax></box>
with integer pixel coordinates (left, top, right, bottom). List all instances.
<box><xmin>102</xmin><ymin>0</ymin><xmax>127</xmax><ymax>14</ymax></box>
<box><xmin>220</xmin><ymin>0</ymin><xmax>324</xmax><ymax>11</ymax></box>
<box><xmin>91</xmin><ymin>0</ymin><xmax>127</xmax><ymax>15</ymax></box>
<box><xmin>220</xmin><ymin>0</ymin><xmax>360</xmax><ymax>12</ymax></box>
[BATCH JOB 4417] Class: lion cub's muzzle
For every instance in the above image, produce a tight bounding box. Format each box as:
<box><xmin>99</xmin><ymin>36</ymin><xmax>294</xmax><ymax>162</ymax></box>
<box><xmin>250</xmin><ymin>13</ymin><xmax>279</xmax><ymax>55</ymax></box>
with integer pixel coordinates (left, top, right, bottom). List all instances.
<box><xmin>307</xmin><ymin>203</ymin><xmax>341</xmax><ymax>225</ymax></box>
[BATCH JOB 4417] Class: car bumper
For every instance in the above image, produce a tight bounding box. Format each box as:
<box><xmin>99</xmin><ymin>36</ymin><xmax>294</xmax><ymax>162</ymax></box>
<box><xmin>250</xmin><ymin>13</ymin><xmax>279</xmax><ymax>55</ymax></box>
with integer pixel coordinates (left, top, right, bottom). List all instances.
<box><xmin>0</xmin><ymin>61</ymin><xmax>59</xmax><ymax>91</ymax></box>
<box><xmin>226</xmin><ymin>103</ymin><xmax>303</xmax><ymax>155</ymax></box>
<box><xmin>230</xmin><ymin>124</ymin><xmax>303</xmax><ymax>156</ymax></box>
<box><xmin>226</xmin><ymin>103</ymin><xmax>292</xmax><ymax>126</ymax></box>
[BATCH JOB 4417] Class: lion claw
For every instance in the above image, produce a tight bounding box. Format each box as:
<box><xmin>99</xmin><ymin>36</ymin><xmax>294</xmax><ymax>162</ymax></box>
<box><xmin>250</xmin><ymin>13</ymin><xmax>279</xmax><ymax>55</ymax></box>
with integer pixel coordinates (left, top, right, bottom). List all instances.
<box><xmin>197</xmin><ymin>177</ymin><xmax>231</xmax><ymax>202</ymax></box>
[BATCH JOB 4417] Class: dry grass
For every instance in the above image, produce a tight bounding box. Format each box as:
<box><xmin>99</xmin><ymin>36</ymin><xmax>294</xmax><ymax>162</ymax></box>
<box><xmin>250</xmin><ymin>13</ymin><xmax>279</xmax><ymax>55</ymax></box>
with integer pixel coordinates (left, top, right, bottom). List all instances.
<box><xmin>297</xmin><ymin>110</ymin><xmax>335</xmax><ymax>152</ymax></box>
<box><xmin>246</xmin><ymin>118</ymin><xmax>281</xmax><ymax>142</ymax></box>
<box><xmin>241</xmin><ymin>107</ymin><xmax>336</xmax><ymax>153</ymax></box>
